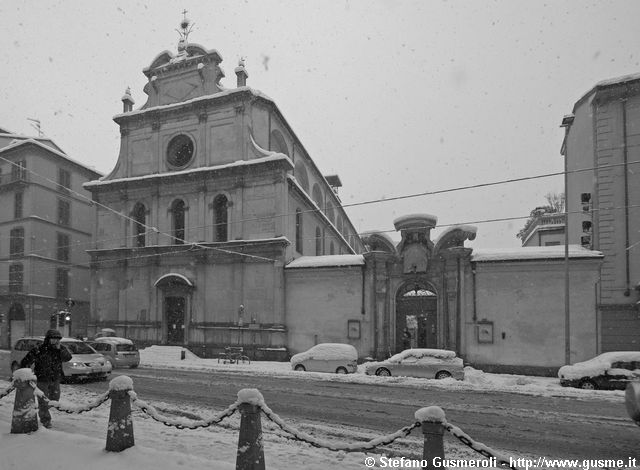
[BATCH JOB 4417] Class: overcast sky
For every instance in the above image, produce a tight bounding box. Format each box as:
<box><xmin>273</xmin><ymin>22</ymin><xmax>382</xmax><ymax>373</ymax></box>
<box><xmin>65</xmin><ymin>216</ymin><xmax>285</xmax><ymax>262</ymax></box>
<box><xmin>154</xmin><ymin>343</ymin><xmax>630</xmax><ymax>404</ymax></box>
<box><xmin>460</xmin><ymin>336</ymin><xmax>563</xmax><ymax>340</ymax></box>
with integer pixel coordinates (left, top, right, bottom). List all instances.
<box><xmin>1</xmin><ymin>0</ymin><xmax>639</xmax><ymax>249</ymax></box>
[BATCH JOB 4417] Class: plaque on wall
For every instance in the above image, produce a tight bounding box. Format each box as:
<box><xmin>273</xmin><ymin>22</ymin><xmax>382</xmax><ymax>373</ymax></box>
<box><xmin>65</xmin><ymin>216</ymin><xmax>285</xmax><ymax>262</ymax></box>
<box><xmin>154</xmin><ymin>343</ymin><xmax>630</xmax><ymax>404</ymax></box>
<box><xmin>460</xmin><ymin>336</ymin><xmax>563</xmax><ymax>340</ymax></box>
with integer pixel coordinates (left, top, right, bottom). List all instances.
<box><xmin>477</xmin><ymin>321</ymin><xmax>494</xmax><ymax>344</ymax></box>
<box><xmin>347</xmin><ymin>320</ymin><xmax>361</xmax><ymax>339</ymax></box>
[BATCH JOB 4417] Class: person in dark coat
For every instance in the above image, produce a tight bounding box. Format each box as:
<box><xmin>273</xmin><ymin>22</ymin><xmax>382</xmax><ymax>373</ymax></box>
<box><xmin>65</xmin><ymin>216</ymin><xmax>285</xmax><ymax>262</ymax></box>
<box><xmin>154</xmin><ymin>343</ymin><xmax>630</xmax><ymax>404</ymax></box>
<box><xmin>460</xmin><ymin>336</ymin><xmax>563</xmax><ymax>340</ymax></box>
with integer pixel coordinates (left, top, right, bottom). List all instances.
<box><xmin>402</xmin><ymin>327</ymin><xmax>412</xmax><ymax>350</ymax></box>
<box><xmin>20</xmin><ymin>329</ymin><xmax>72</xmax><ymax>428</ymax></box>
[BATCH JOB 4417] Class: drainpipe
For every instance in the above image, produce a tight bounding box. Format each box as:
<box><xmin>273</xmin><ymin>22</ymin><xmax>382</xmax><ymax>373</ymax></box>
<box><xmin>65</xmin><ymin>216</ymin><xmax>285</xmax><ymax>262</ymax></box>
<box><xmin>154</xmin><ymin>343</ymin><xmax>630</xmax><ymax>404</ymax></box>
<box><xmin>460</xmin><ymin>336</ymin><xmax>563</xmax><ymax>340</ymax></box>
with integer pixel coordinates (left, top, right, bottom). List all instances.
<box><xmin>372</xmin><ymin>258</ymin><xmax>378</xmax><ymax>357</ymax></box>
<box><xmin>621</xmin><ymin>98</ymin><xmax>631</xmax><ymax>296</ymax></box>
<box><xmin>471</xmin><ymin>265</ymin><xmax>477</xmax><ymax>322</ymax></box>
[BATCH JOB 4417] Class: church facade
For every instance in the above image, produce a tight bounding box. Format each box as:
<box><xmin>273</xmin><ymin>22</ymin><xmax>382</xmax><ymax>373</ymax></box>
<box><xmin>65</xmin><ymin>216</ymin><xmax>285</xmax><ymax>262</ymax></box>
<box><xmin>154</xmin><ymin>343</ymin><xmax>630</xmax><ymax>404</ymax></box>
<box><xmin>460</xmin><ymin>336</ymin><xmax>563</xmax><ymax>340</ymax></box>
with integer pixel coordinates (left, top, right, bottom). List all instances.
<box><xmin>85</xmin><ymin>24</ymin><xmax>603</xmax><ymax>372</ymax></box>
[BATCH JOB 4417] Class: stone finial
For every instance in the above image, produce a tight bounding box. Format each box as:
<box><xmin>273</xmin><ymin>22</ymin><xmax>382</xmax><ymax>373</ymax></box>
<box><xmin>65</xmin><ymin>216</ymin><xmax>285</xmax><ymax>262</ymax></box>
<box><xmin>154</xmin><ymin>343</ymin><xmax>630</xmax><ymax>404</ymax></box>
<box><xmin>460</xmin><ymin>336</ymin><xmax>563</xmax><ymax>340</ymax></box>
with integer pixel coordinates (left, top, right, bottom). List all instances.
<box><xmin>235</xmin><ymin>57</ymin><xmax>249</xmax><ymax>88</ymax></box>
<box><xmin>121</xmin><ymin>87</ymin><xmax>135</xmax><ymax>113</ymax></box>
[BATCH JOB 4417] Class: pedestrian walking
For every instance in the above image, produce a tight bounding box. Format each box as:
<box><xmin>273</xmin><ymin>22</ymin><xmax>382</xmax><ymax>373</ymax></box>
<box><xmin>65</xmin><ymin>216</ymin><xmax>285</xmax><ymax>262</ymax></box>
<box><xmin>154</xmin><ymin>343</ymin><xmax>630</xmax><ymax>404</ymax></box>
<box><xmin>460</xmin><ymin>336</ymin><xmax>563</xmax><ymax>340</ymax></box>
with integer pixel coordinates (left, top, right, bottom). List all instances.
<box><xmin>19</xmin><ymin>329</ymin><xmax>71</xmax><ymax>428</ymax></box>
<box><xmin>402</xmin><ymin>327</ymin><xmax>412</xmax><ymax>350</ymax></box>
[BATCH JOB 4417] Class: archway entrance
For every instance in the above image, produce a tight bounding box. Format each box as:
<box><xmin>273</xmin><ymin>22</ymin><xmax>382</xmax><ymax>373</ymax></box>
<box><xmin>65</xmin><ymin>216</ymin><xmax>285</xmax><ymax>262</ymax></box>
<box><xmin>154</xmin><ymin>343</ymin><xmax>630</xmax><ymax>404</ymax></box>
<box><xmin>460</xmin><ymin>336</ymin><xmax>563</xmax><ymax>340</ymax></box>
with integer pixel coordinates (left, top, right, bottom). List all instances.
<box><xmin>395</xmin><ymin>283</ymin><xmax>437</xmax><ymax>352</ymax></box>
<box><xmin>154</xmin><ymin>273</ymin><xmax>194</xmax><ymax>345</ymax></box>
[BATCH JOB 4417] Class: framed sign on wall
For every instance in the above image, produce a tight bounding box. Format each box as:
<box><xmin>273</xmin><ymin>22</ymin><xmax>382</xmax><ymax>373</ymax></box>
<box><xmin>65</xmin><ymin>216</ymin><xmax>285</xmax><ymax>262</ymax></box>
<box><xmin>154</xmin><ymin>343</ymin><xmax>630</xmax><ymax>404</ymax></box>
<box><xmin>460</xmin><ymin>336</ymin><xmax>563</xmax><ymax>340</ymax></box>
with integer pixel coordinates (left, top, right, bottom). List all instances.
<box><xmin>347</xmin><ymin>320</ymin><xmax>361</xmax><ymax>339</ymax></box>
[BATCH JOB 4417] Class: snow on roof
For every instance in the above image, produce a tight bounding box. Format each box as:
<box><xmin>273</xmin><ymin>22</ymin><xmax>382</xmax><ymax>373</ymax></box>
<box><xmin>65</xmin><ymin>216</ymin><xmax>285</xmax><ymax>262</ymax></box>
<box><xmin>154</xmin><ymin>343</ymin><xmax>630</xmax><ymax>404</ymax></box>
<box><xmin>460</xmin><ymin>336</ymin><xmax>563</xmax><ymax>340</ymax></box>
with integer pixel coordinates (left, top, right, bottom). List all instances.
<box><xmin>114</xmin><ymin>86</ymin><xmax>273</xmax><ymax>120</ymax></box>
<box><xmin>286</xmin><ymin>254</ymin><xmax>365</xmax><ymax>269</ymax></box>
<box><xmin>558</xmin><ymin>351</ymin><xmax>640</xmax><ymax>380</ymax></box>
<box><xmin>290</xmin><ymin>343</ymin><xmax>358</xmax><ymax>362</ymax></box>
<box><xmin>390</xmin><ymin>348</ymin><xmax>457</xmax><ymax>361</ymax></box>
<box><xmin>154</xmin><ymin>273</ymin><xmax>194</xmax><ymax>287</ymax></box>
<box><xmin>471</xmin><ymin>245</ymin><xmax>602</xmax><ymax>262</ymax></box>
<box><xmin>84</xmin><ymin>153</ymin><xmax>293</xmax><ymax>187</ymax></box>
<box><xmin>574</xmin><ymin>72</ymin><xmax>640</xmax><ymax>110</ymax></box>
<box><xmin>0</xmin><ymin>137</ymin><xmax>102</xmax><ymax>176</ymax></box>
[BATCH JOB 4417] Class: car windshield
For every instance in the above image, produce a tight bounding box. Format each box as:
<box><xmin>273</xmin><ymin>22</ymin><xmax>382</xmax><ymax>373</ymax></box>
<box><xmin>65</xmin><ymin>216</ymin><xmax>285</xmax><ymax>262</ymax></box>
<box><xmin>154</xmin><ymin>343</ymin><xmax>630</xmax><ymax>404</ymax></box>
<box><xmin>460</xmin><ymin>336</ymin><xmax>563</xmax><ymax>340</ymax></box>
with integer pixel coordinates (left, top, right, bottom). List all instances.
<box><xmin>62</xmin><ymin>341</ymin><xmax>96</xmax><ymax>355</ymax></box>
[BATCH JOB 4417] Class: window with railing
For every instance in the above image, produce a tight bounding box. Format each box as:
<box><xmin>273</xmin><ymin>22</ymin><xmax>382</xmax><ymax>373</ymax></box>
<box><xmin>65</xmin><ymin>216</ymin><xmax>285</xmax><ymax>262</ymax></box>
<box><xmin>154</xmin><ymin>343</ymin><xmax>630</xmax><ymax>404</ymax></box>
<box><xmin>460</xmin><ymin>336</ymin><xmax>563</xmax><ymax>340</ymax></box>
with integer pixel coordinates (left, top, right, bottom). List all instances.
<box><xmin>9</xmin><ymin>263</ymin><xmax>23</xmax><ymax>293</ymax></box>
<box><xmin>58</xmin><ymin>198</ymin><xmax>70</xmax><ymax>226</ymax></box>
<box><xmin>9</xmin><ymin>227</ymin><xmax>24</xmax><ymax>258</ymax></box>
<box><xmin>57</xmin><ymin>233</ymin><xmax>70</xmax><ymax>262</ymax></box>
<box><xmin>10</xmin><ymin>160</ymin><xmax>27</xmax><ymax>182</ymax></box>
<box><xmin>14</xmin><ymin>192</ymin><xmax>23</xmax><ymax>219</ymax></box>
<box><xmin>58</xmin><ymin>168</ymin><xmax>71</xmax><ymax>193</ymax></box>
<box><xmin>56</xmin><ymin>268</ymin><xmax>69</xmax><ymax>299</ymax></box>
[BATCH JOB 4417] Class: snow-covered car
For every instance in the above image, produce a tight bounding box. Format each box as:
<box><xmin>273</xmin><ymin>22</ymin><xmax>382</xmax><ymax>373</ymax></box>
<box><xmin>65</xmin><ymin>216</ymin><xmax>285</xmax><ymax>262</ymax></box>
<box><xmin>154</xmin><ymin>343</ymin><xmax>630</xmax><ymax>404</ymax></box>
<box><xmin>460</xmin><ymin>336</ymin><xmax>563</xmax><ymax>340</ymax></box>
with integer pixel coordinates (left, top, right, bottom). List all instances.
<box><xmin>290</xmin><ymin>343</ymin><xmax>358</xmax><ymax>374</ymax></box>
<box><xmin>87</xmin><ymin>337</ymin><xmax>140</xmax><ymax>369</ymax></box>
<box><xmin>10</xmin><ymin>336</ymin><xmax>112</xmax><ymax>382</ymax></box>
<box><xmin>558</xmin><ymin>351</ymin><xmax>640</xmax><ymax>390</ymax></box>
<box><xmin>364</xmin><ymin>348</ymin><xmax>465</xmax><ymax>380</ymax></box>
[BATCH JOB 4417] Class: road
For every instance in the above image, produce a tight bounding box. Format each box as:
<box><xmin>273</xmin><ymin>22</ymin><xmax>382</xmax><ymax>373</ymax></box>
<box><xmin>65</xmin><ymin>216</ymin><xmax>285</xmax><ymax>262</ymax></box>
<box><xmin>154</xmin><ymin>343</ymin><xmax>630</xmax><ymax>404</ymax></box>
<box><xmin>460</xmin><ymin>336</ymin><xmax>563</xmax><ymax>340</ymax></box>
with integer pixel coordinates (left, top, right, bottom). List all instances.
<box><xmin>77</xmin><ymin>367</ymin><xmax>640</xmax><ymax>462</ymax></box>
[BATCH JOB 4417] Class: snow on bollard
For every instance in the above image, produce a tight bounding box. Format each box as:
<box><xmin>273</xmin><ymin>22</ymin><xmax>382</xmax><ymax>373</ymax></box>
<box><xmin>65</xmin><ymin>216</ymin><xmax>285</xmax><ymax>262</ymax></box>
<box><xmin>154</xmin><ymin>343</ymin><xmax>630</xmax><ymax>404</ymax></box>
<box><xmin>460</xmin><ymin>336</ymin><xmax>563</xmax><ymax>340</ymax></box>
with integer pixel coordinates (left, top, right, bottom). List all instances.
<box><xmin>106</xmin><ymin>375</ymin><xmax>135</xmax><ymax>452</ymax></box>
<box><xmin>11</xmin><ymin>368</ymin><xmax>39</xmax><ymax>434</ymax></box>
<box><xmin>236</xmin><ymin>388</ymin><xmax>265</xmax><ymax>470</ymax></box>
<box><xmin>625</xmin><ymin>382</ymin><xmax>640</xmax><ymax>426</ymax></box>
<box><xmin>415</xmin><ymin>406</ymin><xmax>446</xmax><ymax>468</ymax></box>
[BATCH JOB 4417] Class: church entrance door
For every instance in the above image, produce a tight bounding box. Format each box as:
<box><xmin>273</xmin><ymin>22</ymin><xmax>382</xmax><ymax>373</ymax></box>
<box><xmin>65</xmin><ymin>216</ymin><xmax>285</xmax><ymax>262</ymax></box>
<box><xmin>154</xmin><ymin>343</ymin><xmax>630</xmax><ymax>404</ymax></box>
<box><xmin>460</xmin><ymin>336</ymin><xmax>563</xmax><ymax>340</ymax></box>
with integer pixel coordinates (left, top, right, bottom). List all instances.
<box><xmin>166</xmin><ymin>296</ymin><xmax>185</xmax><ymax>344</ymax></box>
<box><xmin>395</xmin><ymin>284</ymin><xmax>437</xmax><ymax>353</ymax></box>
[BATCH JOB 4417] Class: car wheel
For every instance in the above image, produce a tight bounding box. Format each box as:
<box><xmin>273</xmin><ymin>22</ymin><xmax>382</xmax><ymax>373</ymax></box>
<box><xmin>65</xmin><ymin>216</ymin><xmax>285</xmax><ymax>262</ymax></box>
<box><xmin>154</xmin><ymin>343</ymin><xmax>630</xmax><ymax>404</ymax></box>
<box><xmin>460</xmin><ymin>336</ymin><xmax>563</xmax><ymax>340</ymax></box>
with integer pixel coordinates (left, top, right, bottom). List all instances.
<box><xmin>579</xmin><ymin>379</ymin><xmax>597</xmax><ymax>390</ymax></box>
<box><xmin>129</xmin><ymin>364</ymin><xmax>138</xmax><ymax>369</ymax></box>
<box><xmin>10</xmin><ymin>361</ymin><xmax>19</xmax><ymax>373</ymax></box>
<box><xmin>335</xmin><ymin>367</ymin><xmax>348</xmax><ymax>374</ymax></box>
<box><xmin>294</xmin><ymin>364</ymin><xmax>306</xmax><ymax>372</ymax></box>
<box><xmin>375</xmin><ymin>368</ymin><xmax>391</xmax><ymax>377</ymax></box>
<box><xmin>435</xmin><ymin>371</ymin><xmax>452</xmax><ymax>380</ymax></box>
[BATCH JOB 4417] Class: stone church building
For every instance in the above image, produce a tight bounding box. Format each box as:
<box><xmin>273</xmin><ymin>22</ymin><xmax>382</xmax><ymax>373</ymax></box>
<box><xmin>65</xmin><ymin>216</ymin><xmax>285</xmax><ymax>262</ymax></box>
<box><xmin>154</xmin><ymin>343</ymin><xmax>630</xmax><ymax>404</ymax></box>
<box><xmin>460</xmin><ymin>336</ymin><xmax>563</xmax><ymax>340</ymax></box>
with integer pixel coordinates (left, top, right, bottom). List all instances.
<box><xmin>85</xmin><ymin>23</ymin><xmax>602</xmax><ymax>373</ymax></box>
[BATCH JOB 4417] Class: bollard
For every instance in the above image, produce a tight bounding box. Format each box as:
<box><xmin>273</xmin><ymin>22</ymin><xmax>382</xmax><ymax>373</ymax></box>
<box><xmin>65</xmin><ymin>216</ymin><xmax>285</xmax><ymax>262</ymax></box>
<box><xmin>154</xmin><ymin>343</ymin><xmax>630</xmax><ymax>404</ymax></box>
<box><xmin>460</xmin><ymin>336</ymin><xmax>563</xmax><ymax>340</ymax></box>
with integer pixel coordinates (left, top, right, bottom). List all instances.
<box><xmin>236</xmin><ymin>403</ymin><xmax>265</xmax><ymax>470</ymax></box>
<box><xmin>11</xmin><ymin>369</ymin><xmax>39</xmax><ymax>434</ymax></box>
<box><xmin>416</xmin><ymin>406</ymin><xmax>446</xmax><ymax>469</ymax></box>
<box><xmin>625</xmin><ymin>382</ymin><xmax>640</xmax><ymax>426</ymax></box>
<box><xmin>106</xmin><ymin>389</ymin><xmax>135</xmax><ymax>451</ymax></box>
<box><xmin>181</xmin><ymin>350</ymin><xmax>186</xmax><ymax>360</ymax></box>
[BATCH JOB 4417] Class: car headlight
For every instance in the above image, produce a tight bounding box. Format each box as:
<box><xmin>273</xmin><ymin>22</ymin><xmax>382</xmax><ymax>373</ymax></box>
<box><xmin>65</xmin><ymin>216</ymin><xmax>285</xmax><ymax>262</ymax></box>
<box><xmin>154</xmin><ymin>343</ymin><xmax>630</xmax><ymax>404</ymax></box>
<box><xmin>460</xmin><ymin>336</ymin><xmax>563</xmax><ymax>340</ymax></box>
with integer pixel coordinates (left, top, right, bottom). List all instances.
<box><xmin>69</xmin><ymin>362</ymin><xmax>85</xmax><ymax>368</ymax></box>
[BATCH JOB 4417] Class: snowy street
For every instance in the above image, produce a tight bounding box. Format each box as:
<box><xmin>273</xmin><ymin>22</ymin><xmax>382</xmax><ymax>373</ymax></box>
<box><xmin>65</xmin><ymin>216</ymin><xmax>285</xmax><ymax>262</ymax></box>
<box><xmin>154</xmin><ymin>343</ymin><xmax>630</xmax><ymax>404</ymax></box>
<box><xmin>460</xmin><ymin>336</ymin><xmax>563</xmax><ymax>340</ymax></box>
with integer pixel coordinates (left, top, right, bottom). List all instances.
<box><xmin>1</xmin><ymin>346</ymin><xmax>638</xmax><ymax>469</ymax></box>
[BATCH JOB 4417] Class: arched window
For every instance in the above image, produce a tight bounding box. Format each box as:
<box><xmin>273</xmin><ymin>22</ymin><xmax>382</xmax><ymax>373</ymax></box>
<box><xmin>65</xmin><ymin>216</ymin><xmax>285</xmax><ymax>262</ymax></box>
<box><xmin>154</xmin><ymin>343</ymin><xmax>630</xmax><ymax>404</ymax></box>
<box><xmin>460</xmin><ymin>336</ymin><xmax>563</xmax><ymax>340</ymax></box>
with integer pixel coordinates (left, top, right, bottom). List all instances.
<box><xmin>270</xmin><ymin>129</ymin><xmax>289</xmax><ymax>156</ymax></box>
<box><xmin>312</xmin><ymin>184</ymin><xmax>323</xmax><ymax>211</ymax></box>
<box><xmin>315</xmin><ymin>227</ymin><xmax>322</xmax><ymax>256</ymax></box>
<box><xmin>294</xmin><ymin>161</ymin><xmax>309</xmax><ymax>193</ymax></box>
<box><xmin>214</xmin><ymin>194</ymin><xmax>228</xmax><ymax>242</ymax></box>
<box><xmin>295</xmin><ymin>209</ymin><xmax>303</xmax><ymax>254</ymax></box>
<box><xmin>170</xmin><ymin>199</ymin><xmax>186</xmax><ymax>245</ymax></box>
<box><xmin>329</xmin><ymin>241</ymin><xmax>335</xmax><ymax>255</ymax></box>
<box><xmin>133</xmin><ymin>202</ymin><xmax>146</xmax><ymax>247</ymax></box>
<box><xmin>326</xmin><ymin>201</ymin><xmax>335</xmax><ymax>224</ymax></box>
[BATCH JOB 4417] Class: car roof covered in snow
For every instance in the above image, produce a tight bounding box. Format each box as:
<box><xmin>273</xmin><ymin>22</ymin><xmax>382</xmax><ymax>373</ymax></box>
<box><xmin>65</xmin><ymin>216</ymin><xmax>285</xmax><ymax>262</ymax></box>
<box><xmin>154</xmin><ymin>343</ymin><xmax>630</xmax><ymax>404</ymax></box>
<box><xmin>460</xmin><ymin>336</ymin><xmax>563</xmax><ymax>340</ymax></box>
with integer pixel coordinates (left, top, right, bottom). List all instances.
<box><xmin>558</xmin><ymin>351</ymin><xmax>640</xmax><ymax>379</ymax></box>
<box><xmin>388</xmin><ymin>348</ymin><xmax>457</xmax><ymax>362</ymax></box>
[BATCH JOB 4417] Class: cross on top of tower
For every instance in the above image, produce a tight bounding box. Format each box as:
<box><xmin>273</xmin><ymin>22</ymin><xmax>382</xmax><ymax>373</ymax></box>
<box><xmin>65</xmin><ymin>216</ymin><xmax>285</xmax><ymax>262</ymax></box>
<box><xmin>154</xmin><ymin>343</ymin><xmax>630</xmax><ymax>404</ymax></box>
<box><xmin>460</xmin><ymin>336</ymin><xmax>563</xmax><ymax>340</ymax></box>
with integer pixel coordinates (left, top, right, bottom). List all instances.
<box><xmin>176</xmin><ymin>10</ymin><xmax>194</xmax><ymax>52</ymax></box>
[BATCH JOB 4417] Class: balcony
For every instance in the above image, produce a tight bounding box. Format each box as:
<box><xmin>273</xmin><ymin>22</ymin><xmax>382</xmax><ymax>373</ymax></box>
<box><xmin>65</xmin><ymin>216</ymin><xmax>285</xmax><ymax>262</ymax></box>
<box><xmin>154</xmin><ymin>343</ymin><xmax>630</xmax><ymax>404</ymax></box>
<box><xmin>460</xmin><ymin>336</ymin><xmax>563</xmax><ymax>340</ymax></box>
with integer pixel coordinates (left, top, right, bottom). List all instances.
<box><xmin>0</xmin><ymin>171</ymin><xmax>29</xmax><ymax>188</ymax></box>
<box><xmin>520</xmin><ymin>213</ymin><xmax>566</xmax><ymax>245</ymax></box>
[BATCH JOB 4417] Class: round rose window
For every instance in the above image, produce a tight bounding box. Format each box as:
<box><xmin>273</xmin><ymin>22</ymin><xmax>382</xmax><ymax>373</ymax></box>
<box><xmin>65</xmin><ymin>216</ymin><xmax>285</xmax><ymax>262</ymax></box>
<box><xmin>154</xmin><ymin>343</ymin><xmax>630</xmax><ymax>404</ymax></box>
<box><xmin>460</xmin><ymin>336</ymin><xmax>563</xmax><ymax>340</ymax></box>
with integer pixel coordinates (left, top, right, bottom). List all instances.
<box><xmin>167</xmin><ymin>134</ymin><xmax>195</xmax><ymax>168</ymax></box>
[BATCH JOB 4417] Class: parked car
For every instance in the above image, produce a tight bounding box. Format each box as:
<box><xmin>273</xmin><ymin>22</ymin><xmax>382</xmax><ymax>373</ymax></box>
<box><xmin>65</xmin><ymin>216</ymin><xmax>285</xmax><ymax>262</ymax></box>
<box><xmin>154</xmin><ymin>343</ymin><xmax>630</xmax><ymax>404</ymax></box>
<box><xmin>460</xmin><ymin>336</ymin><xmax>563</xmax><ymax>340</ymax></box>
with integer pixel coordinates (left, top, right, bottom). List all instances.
<box><xmin>364</xmin><ymin>348</ymin><xmax>465</xmax><ymax>380</ymax></box>
<box><xmin>558</xmin><ymin>351</ymin><xmax>640</xmax><ymax>390</ymax></box>
<box><xmin>10</xmin><ymin>336</ymin><xmax>112</xmax><ymax>382</ymax></box>
<box><xmin>87</xmin><ymin>337</ymin><xmax>140</xmax><ymax>369</ymax></box>
<box><xmin>92</xmin><ymin>328</ymin><xmax>117</xmax><ymax>339</ymax></box>
<box><xmin>290</xmin><ymin>343</ymin><xmax>358</xmax><ymax>374</ymax></box>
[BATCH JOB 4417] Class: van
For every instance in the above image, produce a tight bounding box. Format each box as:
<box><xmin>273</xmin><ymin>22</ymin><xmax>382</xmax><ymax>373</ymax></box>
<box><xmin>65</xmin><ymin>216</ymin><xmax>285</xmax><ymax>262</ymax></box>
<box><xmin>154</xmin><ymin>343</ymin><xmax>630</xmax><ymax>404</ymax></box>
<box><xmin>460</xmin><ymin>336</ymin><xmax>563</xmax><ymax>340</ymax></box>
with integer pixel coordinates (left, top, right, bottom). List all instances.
<box><xmin>87</xmin><ymin>337</ymin><xmax>140</xmax><ymax>369</ymax></box>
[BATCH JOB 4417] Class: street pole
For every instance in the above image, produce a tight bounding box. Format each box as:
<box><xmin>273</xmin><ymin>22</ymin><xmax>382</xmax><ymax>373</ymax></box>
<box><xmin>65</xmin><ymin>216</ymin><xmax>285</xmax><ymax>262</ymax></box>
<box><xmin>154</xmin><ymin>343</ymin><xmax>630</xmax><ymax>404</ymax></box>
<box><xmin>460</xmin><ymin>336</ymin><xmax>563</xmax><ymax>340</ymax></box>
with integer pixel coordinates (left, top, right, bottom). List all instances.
<box><xmin>561</xmin><ymin>114</ymin><xmax>574</xmax><ymax>365</ymax></box>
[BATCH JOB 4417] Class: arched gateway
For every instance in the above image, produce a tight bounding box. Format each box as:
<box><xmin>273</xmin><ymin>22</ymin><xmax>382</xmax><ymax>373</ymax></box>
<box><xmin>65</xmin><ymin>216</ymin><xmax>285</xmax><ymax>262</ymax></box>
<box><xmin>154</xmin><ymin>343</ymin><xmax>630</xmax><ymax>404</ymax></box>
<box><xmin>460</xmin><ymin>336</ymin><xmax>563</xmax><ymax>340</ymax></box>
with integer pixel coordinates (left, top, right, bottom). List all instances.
<box><xmin>395</xmin><ymin>282</ymin><xmax>438</xmax><ymax>352</ymax></box>
<box><xmin>154</xmin><ymin>273</ymin><xmax>194</xmax><ymax>345</ymax></box>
